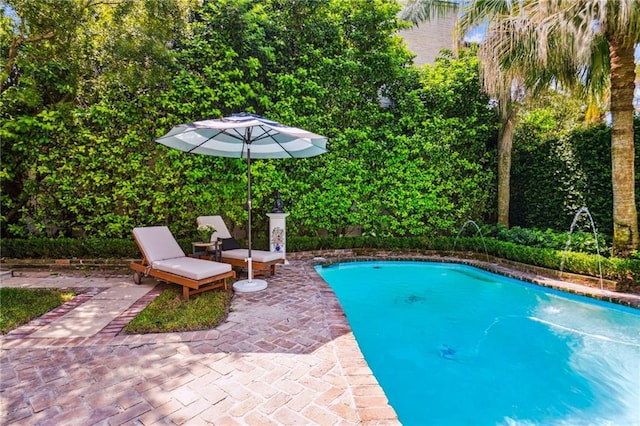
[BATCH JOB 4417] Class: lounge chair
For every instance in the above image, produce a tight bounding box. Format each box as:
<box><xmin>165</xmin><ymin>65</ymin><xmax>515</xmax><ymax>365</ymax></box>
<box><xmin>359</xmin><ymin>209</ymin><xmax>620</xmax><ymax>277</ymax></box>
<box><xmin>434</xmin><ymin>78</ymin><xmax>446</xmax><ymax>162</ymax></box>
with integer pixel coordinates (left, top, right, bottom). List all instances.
<box><xmin>130</xmin><ymin>226</ymin><xmax>235</xmax><ymax>299</ymax></box>
<box><xmin>196</xmin><ymin>215</ymin><xmax>285</xmax><ymax>277</ymax></box>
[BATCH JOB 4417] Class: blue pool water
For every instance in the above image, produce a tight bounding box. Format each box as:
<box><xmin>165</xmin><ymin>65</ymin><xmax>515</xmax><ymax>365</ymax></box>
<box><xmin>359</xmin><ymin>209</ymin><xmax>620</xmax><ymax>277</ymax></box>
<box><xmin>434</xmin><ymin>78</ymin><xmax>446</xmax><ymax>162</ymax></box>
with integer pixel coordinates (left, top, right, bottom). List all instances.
<box><xmin>315</xmin><ymin>261</ymin><xmax>640</xmax><ymax>425</ymax></box>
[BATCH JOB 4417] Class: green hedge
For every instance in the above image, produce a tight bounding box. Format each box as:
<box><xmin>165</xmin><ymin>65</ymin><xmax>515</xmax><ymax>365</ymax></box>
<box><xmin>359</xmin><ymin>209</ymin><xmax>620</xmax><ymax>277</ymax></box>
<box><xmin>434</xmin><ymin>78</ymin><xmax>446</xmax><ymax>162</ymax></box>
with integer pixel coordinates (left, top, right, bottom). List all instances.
<box><xmin>454</xmin><ymin>237</ymin><xmax>638</xmax><ymax>284</ymax></box>
<box><xmin>3</xmin><ymin>235</ymin><xmax>637</xmax><ymax>285</ymax></box>
<box><xmin>511</xmin><ymin>117</ymin><xmax>640</xmax><ymax>236</ymax></box>
<box><xmin>1</xmin><ymin>238</ymin><xmax>139</xmax><ymax>259</ymax></box>
<box><xmin>287</xmin><ymin>235</ymin><xmax>638</xmax><ymax>285</ymax></box>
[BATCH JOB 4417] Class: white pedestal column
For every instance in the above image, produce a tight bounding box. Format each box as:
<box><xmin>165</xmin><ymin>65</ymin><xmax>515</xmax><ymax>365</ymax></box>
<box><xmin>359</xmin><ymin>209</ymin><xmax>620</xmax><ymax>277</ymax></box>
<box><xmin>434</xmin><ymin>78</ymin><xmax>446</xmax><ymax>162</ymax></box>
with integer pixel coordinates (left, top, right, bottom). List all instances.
<box><xmin>267</xmin><ymin>212</ymin><xmax>290</xmax><ymax>265</ymax></box>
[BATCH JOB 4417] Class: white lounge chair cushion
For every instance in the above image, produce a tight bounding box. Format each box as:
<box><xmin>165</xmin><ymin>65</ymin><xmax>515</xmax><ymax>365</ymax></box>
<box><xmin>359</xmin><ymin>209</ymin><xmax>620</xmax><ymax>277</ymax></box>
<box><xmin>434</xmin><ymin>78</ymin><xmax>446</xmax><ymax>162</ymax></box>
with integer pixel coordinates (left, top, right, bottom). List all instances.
<box><xmin>133</xmin><ymin>225</ymin><xmax>232</xmax><ymax>280</ymax></box>
<box><xmin>152</xmin><ymin>257</ymin><xmax>232</xmax><ymax>280</ymax></box>
<box><xmin>133</xmin><ymin>226</ymin><xmax>185</xmax><ymax>262</ymax></box>
<box><xmin>196</xmin><ymin>216</ymin><xmax>284</xmax><ymax>264</ymax></box>
<box><xmin>222</xmin><ymin>249</ymin><xmax>284</xmax><ymax>263</ymax></box>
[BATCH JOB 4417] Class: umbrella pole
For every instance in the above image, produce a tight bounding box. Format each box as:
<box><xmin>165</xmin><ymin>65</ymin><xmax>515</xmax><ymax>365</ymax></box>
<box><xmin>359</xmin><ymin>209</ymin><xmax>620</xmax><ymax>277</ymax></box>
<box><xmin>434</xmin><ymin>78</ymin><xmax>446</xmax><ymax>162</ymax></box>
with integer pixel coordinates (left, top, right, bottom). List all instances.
<box><xmin>246</xmin><ymin>146</ymin><xmax>253</xmax><ymax>282</ymax></box>
<box><xmin>232</xmin><ymin>140</ymin><xmax>267</xmax><ymax>293</ymax></box>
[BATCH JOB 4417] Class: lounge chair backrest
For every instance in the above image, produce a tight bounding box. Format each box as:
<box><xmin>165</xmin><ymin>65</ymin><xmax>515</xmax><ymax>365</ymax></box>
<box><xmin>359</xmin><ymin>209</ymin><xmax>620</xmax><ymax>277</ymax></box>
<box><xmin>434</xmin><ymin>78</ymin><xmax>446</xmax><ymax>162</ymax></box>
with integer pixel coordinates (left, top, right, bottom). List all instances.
<box><xmin>196</xmin><ymin>216</ymin><xmax>232</xmax><ymax>241</ymax></box>
<box><xmin>132</xmin><ymin>226</ymin><xmax>186</xmax><ymax>262</ymax></box>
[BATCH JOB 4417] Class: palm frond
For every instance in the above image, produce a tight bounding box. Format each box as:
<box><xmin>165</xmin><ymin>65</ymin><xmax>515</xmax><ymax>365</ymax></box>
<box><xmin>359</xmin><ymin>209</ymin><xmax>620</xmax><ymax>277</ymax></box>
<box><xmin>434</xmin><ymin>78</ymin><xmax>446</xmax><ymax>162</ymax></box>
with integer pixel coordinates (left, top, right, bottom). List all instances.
<box><xmin>398</xmin><ymin>0</ymin><xmax>459</xmax><ymax>26</ymax></box>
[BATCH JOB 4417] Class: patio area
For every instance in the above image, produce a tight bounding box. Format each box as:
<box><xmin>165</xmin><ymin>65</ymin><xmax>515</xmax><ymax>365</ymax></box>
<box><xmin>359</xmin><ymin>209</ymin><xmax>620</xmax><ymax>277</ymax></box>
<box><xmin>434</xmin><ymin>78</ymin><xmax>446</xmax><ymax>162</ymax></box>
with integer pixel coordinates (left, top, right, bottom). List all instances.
<box><xmin>1</xmin><ymin>259</ymin><xmax>399</xmax><ymax>425</ymax></box>
<box><xmin>1</xmin><ymin>255</ymin><xmax>638</xmax><ymax>425</ymax></box>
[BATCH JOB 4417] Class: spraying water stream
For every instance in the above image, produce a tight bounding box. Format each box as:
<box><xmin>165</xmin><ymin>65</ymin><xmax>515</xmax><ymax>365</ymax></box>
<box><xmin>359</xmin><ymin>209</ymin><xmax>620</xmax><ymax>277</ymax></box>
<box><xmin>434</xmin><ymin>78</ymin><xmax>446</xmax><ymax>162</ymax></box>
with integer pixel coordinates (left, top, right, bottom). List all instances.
<box><xmin>560</xmin><ymin>207</ymin><xmax>604</xmax><ymax>289</ymax></box>
<box><xmin>453</xmin><ymin>220</ymin><xmax>490</xmax><ymax>262</ymax></box>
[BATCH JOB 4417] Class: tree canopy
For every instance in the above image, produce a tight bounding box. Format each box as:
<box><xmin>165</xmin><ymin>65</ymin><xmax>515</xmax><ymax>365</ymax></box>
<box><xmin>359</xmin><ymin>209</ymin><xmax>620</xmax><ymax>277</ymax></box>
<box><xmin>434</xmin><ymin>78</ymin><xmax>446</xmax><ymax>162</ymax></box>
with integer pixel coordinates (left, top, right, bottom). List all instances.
<box><xmin>403</xmin><ymin>0</ymin><xmax>639</xmax><ymax>254</ymax></box>
<box><xmin>2</xmin><ymin>0</ymin><xmax>633</xmax><ymax>258</ymax></box>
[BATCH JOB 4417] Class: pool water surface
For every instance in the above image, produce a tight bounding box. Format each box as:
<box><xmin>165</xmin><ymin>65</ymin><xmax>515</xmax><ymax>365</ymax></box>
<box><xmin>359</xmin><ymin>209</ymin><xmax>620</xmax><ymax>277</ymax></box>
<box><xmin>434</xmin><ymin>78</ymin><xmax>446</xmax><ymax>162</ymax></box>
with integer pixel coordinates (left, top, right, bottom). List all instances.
<box><xmin>315</xmin><ymin>261</ymin><xmax>640</xmax><ymax>425</ymax></box>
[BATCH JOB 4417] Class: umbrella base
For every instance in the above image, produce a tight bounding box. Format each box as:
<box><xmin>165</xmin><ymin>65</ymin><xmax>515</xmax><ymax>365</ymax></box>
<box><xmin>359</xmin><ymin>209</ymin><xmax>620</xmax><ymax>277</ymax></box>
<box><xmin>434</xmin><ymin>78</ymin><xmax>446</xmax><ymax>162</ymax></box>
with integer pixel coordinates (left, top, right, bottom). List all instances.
<box><xmin>233</xmin><ymin>278</ymin><xmax>268</xmax><ymax>293</ymax></box>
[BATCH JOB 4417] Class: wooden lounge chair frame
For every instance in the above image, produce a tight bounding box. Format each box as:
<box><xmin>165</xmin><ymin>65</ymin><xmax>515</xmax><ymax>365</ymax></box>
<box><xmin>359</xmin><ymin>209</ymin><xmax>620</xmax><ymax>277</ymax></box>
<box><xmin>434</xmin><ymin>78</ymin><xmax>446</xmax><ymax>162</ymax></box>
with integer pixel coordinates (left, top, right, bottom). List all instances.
<box><xmin>216</xmin><ymin>254</ymin><xmax>281</xmax><ymax>277</ymax></box>
<box><xmin>130</xmin><ymin>226</ymin><xmax>236</xmax><ymax>299</ymax></box>
<box><xmin>196</xmin><ymin>216</ymin><xmax>285</xmax><ymax>277</ymax></box>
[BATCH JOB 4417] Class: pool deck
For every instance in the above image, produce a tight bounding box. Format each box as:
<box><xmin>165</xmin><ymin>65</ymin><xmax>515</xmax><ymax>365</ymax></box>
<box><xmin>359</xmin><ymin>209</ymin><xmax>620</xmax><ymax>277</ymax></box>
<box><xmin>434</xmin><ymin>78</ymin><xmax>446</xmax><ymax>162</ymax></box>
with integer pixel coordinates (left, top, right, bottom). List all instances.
<box><xmin>1</xmin><ymin>255</ymin><xmax>638</xmax><ymax>425</ymax></box>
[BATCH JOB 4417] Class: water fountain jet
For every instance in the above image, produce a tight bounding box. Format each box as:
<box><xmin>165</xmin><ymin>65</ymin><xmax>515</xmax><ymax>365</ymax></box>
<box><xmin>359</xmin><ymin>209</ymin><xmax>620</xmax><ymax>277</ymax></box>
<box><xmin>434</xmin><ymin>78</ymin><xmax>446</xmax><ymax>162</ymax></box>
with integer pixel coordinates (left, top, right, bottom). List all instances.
<box><xmin>560</xmin><ymin>207</ymin><xmax>604</xmax><ymax>290</ymax></box>
<box><xmin>453</xmin><ymin>220</ymin><xmax>490</xmax><ymax>263</ymax></box>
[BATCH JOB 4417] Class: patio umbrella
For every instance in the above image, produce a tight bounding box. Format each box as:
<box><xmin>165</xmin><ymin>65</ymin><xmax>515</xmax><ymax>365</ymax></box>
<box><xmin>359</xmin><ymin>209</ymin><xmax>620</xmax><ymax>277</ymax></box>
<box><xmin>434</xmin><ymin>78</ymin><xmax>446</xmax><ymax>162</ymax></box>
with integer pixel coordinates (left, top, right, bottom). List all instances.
<box><xmin>156</xmin><ymin>112</ymin><xmax>328</xmax><ymax>292</ymax></box>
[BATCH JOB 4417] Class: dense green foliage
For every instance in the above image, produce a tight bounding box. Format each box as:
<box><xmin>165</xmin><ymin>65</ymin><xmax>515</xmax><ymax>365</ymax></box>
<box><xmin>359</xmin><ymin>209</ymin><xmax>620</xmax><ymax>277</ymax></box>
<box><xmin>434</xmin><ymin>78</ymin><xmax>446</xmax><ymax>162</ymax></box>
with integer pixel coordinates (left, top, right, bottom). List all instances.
<box><xmin>2</xmin><ymin>0</ymin><xmax>635</xmax><ymax>269</ymax></box>
<box><xmin>1</xmin><ymin>236</ymin><xmax>140</xmax><ymax>258</ymax></box>
<box><xmin>0</xmin><ymin>287</ymin><xmax>75</xmax><ymax>334</ymax></box>
<box><xmin>1</xmin><ymin>0</ymin><xmax>498</xmax><ymax>241</ymax></box>
<box><xmin>512</xmin><ymin>115</ymin><xmax>640</xmax><ymax>236</ymax></box>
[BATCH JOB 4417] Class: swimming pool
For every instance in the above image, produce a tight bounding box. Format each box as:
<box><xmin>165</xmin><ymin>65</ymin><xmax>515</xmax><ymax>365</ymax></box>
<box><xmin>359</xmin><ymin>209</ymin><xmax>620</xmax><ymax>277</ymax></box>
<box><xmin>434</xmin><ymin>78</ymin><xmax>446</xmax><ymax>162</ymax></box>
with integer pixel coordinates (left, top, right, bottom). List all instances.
<box><xmin>315</xmin><ymin>261</ymin><xmax>640</xmax><ymax>425</ymax></box>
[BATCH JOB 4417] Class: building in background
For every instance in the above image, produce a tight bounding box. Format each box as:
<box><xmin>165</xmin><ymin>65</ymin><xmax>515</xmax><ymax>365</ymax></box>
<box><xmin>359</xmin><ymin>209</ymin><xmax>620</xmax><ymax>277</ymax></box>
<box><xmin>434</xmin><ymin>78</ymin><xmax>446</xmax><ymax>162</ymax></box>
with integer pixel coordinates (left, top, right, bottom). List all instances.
<box><xmin>398</xmin><ymin>5</ymin><xmax>459</xmax><ymax>66</ymax></box>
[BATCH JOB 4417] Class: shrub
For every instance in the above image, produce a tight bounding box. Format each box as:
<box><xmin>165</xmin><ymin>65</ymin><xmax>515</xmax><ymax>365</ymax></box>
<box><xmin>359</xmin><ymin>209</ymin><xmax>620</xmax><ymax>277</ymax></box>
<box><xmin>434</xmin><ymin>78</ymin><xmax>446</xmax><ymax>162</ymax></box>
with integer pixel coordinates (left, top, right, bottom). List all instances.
<box><xmin>2</xmin><ymin>233</ymin><xmax>637</xmax><ymax>285</ymax></box>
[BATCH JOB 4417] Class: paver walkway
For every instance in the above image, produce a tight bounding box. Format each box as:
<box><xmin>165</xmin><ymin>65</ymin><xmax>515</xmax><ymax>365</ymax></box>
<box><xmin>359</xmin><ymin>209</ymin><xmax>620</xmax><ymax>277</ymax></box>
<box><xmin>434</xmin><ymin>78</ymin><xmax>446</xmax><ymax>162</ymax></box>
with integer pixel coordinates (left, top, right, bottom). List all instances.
<box><xmin>0</xmin><ymin>261</ymin><xmax>399</xmax><ymax>425</ymax></box>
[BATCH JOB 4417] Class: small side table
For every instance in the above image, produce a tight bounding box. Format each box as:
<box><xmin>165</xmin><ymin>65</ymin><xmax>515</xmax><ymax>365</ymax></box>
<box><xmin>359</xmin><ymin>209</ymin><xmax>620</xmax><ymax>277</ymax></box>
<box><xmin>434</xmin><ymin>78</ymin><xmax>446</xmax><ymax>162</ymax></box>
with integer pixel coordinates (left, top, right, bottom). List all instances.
<box><xmin>191</xmin><ymin>241</ymin><xmax>222</xmax><ymax>262</ymax></box>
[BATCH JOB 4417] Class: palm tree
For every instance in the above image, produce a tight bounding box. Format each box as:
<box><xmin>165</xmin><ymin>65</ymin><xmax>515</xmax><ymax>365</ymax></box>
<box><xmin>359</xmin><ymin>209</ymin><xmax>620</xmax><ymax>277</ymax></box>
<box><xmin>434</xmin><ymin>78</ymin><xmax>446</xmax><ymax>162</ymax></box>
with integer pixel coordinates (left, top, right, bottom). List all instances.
<box><xmin>403</xmin><ymin>0</ymin><xmax>639</xmax><ymax>256</ymax></box>
<box><xmin>458</xmin><ymin>2</ymin><xmax>527</xmax><ymax>230</ymax></box>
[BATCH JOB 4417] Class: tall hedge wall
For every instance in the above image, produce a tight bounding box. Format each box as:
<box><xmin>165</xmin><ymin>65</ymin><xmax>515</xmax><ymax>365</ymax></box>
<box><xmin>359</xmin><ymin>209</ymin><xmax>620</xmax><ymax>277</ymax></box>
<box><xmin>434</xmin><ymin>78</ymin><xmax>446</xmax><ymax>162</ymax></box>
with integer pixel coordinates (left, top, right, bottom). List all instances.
<box><xmin>511</xmin><ymin>116</ymin><xmax>640</xmax><ymax>240</ymax></box>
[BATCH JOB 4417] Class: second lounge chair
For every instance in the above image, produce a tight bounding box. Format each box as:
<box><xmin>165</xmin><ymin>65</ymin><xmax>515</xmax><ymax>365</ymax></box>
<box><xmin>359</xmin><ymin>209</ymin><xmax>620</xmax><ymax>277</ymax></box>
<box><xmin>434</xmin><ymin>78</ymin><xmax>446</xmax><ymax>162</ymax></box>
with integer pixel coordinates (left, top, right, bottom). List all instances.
<box><xmin>196</xmin><ymin>215</ymin><xmax>285</xmax><ymax>277</ymax></box>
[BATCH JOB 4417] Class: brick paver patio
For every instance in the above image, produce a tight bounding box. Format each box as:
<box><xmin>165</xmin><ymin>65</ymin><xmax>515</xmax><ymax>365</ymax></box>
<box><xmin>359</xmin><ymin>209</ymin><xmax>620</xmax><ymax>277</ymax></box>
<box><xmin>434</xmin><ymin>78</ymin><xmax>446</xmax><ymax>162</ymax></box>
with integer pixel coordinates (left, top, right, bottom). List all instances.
<box><xmin>1</xmin><ymin>260</ymin><xmax>399</xmax><ymax>425</ymax></box>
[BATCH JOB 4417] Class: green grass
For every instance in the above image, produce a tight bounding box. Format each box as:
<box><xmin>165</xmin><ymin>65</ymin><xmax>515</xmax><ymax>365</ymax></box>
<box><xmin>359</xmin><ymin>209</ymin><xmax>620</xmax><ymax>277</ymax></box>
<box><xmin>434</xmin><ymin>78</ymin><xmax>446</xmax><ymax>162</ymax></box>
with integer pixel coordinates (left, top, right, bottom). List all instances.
<box><xmin>124</xmin><ymin>286</ymin><xmax>233</xmax><ymax>334</ymax></box>
<box><xmin>1</xmin><ymin>285</ymin><xmax>233</xmax><ymax>335</ymax></box>
<box><xmin>0</xmin><ymin>288</ymin><xmax>75</xmax><ymax>334</ymax></box>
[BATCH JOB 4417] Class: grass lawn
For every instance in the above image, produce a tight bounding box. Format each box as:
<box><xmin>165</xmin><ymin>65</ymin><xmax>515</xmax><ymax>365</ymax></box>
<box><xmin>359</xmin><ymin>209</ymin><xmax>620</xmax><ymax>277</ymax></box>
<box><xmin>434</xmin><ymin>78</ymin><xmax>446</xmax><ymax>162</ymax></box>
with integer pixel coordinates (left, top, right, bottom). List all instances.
<box><xmin>0</xmin><ymin>287</ymin><xmax>75</xmax><ymax>334</ymax></box>
<box><xmin>124</xmin><ymin>286</ymin><xmax>233</xmax><ymax>334</ymax></box>
<box><xmin>1</xmin><ymin>285</ymin><xmax>233</xmax><ymax>335</ymax></box>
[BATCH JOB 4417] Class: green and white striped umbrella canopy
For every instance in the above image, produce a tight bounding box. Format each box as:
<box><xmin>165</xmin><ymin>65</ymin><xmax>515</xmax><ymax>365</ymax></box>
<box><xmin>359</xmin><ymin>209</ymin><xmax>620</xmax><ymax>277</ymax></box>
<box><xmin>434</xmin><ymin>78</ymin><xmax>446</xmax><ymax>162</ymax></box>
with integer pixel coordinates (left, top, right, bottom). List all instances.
<box><xmin>156</xmin><ymin>112</ymin><xmax>328</xmax><ymax>159</ymax></box>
